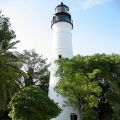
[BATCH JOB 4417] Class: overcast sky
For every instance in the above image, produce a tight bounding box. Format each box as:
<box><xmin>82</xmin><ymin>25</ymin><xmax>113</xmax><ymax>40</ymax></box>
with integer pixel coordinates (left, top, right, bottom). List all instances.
<box><xmin>0</xmin><ymin>0</ymin><xmax>120</xmax><ymax>58</ymax></box>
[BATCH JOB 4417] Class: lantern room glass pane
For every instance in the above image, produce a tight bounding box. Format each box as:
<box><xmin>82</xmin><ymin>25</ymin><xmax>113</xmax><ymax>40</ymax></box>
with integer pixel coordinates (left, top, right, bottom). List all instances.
<box><xmin>55</xmin><ymin>6</ymin><xmax>69</xmax><ymax>13</ymax></box>
<box><xmin>55</xmin><ymin>15</ymin><xmax>70</xmax><ymax>21</ymax></box>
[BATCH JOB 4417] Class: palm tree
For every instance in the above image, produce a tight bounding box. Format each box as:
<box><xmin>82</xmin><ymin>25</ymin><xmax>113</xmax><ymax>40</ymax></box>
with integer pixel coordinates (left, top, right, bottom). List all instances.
<box><xmin>0</xmin><ymin>12</ymin><xmax>27</xmax><ymax>119</ymax></box>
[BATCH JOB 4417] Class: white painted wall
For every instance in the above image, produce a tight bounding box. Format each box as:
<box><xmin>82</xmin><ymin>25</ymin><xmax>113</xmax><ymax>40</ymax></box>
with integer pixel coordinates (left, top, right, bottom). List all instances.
<box><xmin>48</xmin><ymin>21</ymin><xmax>80</xmax><ymax>120</ymax></box>
<box><xmin>51</xmin><ymin>22</ymin><xmax>73</xmax><ymax>60</ymax></box>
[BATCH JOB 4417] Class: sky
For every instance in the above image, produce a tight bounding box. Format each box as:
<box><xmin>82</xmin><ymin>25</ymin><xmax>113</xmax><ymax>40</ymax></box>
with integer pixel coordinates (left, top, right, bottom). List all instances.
<box><xmin>0</xmin><ymin>0</ymin><xmax>120</xmax><ymax>59</ymax></box>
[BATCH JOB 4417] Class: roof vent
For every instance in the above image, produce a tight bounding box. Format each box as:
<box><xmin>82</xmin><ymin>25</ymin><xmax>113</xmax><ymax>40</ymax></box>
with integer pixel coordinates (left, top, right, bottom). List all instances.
<box><xmin>61</xmin><ymin>2</ymin><xmax>63</xmax><ymax>5</ymax></box>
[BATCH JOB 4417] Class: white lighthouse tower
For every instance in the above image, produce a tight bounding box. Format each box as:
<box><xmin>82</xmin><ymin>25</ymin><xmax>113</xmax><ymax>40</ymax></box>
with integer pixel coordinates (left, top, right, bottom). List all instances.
<box><xmin>48</xmin><ymin>2</ymin><xmax>80</xmax><ymax>120</ymax></box>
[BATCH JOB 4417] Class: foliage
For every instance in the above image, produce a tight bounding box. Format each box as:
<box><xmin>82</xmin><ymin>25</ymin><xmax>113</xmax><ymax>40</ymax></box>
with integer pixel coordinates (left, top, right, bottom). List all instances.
<box><xmin>0</xmin><ymin>11</ymin><xmax>19</xmax><ymax>51</ymax></box>
<box><xmin>17</xmin><ymin>50</ymin><xmax>50</xmax><ymax>93</ymax></box>
<box><xmin>55</xmin><ymin>54</ymin><xmax>120</xmax><ymax>120</ymax></box>
<box><xmin>0</xmin><ymin>12</ymin><xmax>27</xmax><ymax>119</ymax></box>
<box><xmin>8</xmin><ymin>86</ymin><xmax>61</xmax><ymax>120</ymax></box>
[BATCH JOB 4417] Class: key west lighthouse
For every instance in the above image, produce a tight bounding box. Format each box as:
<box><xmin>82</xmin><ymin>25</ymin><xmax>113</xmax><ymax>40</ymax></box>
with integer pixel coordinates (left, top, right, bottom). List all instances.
<box><xmin>48</xmin><ymin>2</ymin><xmax>80</xmax><ymax>120</ymax></box>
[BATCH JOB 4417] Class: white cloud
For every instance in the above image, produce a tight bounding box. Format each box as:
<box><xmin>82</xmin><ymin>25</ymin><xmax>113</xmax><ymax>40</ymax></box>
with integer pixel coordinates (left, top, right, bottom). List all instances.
<box><xmin>75</xmin><ymin>0</ymin><xmax>113</xmax><ymax>11</ymax></box>
<box><xmin>83</xmin><ymin>0</ymin><xmax>105</xmax><ymax>9</ymax></box>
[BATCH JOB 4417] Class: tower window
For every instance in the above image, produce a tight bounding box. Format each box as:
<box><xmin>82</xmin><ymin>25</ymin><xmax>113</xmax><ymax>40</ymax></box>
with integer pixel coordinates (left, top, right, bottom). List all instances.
<box><xmin>70</xmin><ymin>113</ymin><xmax>77</xmax><ymax>120</ymax></box>
<box><xmin>58</xmin><ymin>54</ymin><xmax>62</xmax><ymax>59</ymax></box>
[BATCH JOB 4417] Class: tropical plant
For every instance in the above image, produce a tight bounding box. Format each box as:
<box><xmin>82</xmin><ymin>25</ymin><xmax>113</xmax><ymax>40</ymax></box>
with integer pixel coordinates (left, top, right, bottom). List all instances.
<box><xmin>0</xmin><ymin>12</ymin><xmax>26</xmax><ymax>119</ymax></box>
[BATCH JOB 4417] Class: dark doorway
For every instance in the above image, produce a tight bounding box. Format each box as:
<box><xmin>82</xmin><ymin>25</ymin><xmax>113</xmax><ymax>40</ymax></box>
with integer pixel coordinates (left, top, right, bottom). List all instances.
<box><xmin>70</xmin><ymin>113</ymin><xmax>77</xmax><ymax>120</ymax></box>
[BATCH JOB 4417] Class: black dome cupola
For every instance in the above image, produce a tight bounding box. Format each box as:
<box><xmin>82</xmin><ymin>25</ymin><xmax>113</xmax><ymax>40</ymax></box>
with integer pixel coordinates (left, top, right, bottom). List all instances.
<box><xmin>55</xmin><ymin>2</ymin><xmax>69</xmax><ymax>14</ymax></box>
<box><xmin>51</xmin><ymin>2</ymin><xmax>73</xmax><ymax>28</ymax></box>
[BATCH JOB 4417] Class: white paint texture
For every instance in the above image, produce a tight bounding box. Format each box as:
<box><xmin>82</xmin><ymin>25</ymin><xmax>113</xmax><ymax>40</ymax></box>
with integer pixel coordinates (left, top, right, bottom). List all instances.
<box><xmin>51</xmin><ymin>22</ymin><xmax>73</xmax><ymax>60</ymax></box>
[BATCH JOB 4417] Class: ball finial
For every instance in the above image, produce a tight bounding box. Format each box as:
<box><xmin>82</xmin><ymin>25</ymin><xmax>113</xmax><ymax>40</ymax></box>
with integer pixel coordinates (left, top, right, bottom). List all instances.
<box><xmin>61</xmin><ymin>2</ymin><xmax>63</xmax><ymax>5</ymax></box>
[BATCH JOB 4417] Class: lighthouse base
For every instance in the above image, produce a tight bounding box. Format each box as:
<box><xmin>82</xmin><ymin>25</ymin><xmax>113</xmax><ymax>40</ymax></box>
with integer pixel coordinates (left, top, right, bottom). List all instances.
<box><xmin>49</xmin><ymin>80</ymin><xmax>80</xmax><ymax>120</ymax></box>
<box><xmin>52</xmin><ymin>105</ymin><xmax>80</xmax><ymax>120</ymax></box>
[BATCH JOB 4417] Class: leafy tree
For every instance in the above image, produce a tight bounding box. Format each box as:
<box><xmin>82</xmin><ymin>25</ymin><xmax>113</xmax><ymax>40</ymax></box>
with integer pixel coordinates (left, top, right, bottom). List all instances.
<box><xmin>0</xmin><ymin>12</ymin><xmax>26</xmax><ymax>119</ymax></box>
<box><xmin>55</xmin><ymin>54</ymin><xmax>120</xmax><ymax>120</ymax></box>
<box><xmin>8</xmin><ymin>86</ymin><xmax>61</xmax><ymax>120</ymax></box>
<box><xmin>18</xmin><ymin>50</ymin><xmax>50</xmax><ymax>93</ymax></box>
<box><xmin>55</xmin><ymin>55</ymin><xmax>101</xmax><ymax>120</ymax></box>
<box><xmin>84</xmin><ymin>54</ymin><xmax>120</xmax><ymax>120</ymax></box>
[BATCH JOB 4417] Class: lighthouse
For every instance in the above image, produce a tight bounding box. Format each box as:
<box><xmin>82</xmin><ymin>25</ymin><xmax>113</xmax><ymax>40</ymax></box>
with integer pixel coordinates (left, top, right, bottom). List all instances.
<box><xmin>48</xmin><ymin>2</ymin><xmax>80</xmax><ymax>120</ymax></box>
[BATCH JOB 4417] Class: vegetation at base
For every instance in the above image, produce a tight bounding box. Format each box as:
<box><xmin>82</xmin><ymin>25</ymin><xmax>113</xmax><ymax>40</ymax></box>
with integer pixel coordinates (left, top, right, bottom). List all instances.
<box><xmin>55</xmin><ymin>54</ymin><xmax>120</xmax><ymax>120</ymax></box>
<box><xmin>0</xmin><ymin>12</ymin><xmax>60</xmax><ymax>120</ymax></box>
<box><xmin>8</xmin><ymin>86</ymin><xmax>61</xmax><ymax>120</ymax></box>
